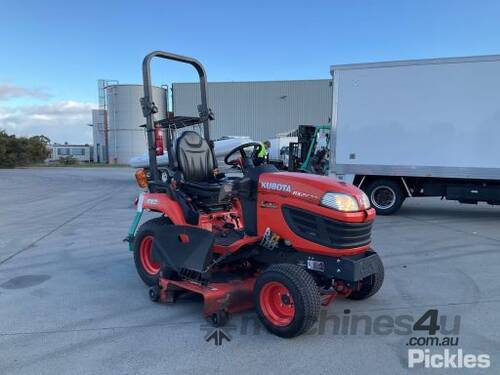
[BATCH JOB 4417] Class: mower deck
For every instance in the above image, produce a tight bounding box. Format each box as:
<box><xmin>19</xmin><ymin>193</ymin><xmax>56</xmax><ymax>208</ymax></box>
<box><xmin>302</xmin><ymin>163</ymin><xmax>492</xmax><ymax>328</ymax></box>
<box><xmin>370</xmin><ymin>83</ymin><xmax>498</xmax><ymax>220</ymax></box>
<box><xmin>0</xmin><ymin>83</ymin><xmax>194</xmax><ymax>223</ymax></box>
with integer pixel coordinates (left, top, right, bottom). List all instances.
<box><xmin>154</xmin><ymin>275</ymin><xmax>256</xmax><ymax>324</ymax></box>
<box><xmin>150</xmin><ymin>272</ymin><xmax>344</xmax><ymax>327</ymax></box>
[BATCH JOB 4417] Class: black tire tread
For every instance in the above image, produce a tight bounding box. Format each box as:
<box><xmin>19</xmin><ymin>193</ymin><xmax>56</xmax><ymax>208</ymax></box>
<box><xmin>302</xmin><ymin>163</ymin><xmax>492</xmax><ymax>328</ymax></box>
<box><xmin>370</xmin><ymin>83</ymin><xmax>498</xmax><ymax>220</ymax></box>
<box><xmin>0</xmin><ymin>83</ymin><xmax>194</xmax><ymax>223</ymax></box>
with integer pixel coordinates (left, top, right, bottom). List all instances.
<box><xmin>364</xmin><ymin>179</ymin><xmax>405</xmax><ymax>215</ymax></box>
<box><xmin>133</xmin><ymin>216</ymin><xmax>172</xmax><ymax>286</ymax></box>
<box><xmin>255</xmin><ymin>264</ymin><xmax>320</xmax><ymax>338</ymax></box>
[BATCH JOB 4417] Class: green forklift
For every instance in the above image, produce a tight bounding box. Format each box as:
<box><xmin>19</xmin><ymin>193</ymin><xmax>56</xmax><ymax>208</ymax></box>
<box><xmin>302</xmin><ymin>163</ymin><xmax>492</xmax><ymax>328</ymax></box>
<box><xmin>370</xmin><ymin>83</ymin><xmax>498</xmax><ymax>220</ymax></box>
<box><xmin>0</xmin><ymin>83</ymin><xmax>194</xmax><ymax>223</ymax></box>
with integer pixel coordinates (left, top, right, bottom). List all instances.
<box><xmin>287</xmin><ymin>124</ymin><xmax>331</xmax><ymax>175</ymax></box>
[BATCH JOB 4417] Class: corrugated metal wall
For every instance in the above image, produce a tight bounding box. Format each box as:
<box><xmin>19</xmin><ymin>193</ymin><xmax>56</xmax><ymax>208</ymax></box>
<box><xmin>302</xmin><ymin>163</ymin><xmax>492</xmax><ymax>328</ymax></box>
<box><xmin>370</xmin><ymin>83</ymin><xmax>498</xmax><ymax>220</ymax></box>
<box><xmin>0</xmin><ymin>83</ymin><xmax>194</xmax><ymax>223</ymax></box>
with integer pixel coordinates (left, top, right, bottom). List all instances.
<box><xmin>172</xmin><ymin>80</ymin><xmax>332</xmax><ymax>140</ymax></box>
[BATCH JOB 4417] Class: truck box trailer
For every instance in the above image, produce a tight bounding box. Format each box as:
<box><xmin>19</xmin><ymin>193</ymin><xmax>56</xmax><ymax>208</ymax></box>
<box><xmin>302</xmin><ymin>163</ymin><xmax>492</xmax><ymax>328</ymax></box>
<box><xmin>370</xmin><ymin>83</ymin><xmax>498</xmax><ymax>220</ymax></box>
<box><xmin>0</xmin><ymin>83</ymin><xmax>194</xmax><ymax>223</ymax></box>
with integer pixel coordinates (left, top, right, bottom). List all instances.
<box><xmin>330</xmin><ymin>55</ymin><xmax>500</xmax><ymax>214</ymax></box>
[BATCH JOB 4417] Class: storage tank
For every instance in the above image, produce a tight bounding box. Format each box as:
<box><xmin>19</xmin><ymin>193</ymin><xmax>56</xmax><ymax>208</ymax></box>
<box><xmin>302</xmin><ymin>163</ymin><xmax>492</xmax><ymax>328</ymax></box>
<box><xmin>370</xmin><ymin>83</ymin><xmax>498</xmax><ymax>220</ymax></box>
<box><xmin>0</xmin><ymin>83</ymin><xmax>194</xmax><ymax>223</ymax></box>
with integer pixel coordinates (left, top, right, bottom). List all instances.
<box><xmin>106</xmin><ymin>84</ymin><xmax>167</xmax><ymax>164</ymax></box>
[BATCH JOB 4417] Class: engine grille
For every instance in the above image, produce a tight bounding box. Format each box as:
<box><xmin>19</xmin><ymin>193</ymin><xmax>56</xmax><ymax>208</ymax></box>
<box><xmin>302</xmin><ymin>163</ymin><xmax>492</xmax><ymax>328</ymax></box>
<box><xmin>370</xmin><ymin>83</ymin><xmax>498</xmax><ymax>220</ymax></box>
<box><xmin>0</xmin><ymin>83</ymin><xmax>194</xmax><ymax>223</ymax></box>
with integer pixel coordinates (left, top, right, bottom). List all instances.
<box><xmin>282</xmin><ymin>206</ymin><xmax>372</xmax><ymax>249</ymax></box>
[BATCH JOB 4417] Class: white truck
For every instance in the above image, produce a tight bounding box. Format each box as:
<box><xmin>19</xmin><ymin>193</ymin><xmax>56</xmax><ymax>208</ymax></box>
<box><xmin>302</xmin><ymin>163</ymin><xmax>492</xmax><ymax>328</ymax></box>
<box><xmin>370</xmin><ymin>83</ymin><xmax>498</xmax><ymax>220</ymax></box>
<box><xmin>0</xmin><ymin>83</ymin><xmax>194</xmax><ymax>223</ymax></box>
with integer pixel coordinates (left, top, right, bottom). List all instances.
<box><xmin>267</xmin><ymin>136</ymin><xmax>297</xmax><ymax>168</ymax></box>
<box><xmin>329</xmin><ymin>55</ymin><xmax>500</xmax><ymax>214</ymax></box>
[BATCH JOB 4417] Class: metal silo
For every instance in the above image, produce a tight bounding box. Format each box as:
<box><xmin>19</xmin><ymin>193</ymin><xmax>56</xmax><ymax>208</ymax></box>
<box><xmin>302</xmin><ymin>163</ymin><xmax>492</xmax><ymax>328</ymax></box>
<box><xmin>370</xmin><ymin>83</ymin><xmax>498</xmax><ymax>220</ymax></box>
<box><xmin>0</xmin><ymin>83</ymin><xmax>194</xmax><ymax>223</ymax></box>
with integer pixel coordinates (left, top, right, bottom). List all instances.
<box><xmin>106</xmin><ymin>84</ymin><xmax>167</xmax><ymax>164</ymax></box>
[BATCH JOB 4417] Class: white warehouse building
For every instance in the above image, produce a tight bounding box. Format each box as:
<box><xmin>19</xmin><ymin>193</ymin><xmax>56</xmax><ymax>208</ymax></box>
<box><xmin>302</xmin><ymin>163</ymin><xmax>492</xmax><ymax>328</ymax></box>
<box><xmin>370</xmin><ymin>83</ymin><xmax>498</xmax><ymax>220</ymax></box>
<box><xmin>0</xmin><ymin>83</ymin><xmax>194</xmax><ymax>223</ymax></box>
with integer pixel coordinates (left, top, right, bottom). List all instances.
<box><xmin>92</xmin><ymin>80</ymin><xmax>332</xmax><ymax>164</ymax></box>
<box><xmin>172</xmin><ymin>79</ymin><xmax>332</xmax><ymax>140</ymax></box>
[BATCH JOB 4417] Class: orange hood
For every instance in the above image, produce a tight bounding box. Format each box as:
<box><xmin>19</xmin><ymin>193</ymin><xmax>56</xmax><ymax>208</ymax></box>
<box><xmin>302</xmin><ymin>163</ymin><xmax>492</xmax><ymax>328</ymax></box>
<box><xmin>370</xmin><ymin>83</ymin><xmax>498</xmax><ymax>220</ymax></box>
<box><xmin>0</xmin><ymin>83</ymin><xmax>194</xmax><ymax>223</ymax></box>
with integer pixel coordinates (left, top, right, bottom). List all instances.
<box><xmin>258</xmin><ymin>172</ymin><xmax>369</xmax><ymax>209</ymax></box>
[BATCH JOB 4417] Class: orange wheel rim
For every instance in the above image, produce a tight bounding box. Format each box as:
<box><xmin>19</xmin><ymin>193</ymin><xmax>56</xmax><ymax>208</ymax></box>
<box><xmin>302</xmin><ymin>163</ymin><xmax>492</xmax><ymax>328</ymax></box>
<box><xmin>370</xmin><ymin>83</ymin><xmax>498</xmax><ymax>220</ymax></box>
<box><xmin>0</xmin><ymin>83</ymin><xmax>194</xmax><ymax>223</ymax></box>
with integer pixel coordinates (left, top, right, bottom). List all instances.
<box><xmin>259</xmin><ymin>281</ymin><xmax>295</xmax><ymax>326</ymax></box>
<box><xmin>139</xmin><ymin>235</ymin><xmax>160</xmax><ymax>275</ymax></box>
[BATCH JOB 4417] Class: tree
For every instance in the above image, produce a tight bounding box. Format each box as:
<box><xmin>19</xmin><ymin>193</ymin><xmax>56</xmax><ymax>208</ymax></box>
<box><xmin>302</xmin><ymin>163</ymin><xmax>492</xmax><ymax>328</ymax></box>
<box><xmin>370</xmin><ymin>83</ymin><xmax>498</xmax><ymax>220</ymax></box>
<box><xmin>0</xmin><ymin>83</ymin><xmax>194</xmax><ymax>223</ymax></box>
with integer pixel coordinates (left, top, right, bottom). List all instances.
<box><xmin>0</xmin><ymin>130</ymin><xmax>51</xmax><ymax>168</ymax></box>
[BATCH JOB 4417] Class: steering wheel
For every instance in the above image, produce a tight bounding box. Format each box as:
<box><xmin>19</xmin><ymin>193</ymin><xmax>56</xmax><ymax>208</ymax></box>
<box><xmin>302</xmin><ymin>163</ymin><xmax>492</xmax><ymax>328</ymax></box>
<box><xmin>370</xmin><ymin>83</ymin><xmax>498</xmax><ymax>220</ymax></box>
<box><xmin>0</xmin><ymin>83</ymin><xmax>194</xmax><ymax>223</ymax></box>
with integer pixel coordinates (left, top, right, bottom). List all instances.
<box><xmin>224</xmin><ymin>142</ymin><xmax>263</xmax><ymax>170</ymax></box>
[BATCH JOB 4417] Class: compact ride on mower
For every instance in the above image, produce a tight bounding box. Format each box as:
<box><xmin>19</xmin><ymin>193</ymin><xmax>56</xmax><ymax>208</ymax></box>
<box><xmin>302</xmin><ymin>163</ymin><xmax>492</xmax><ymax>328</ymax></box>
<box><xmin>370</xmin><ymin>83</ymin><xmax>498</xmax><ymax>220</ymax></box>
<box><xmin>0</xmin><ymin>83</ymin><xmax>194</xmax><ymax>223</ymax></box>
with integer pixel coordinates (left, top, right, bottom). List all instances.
<box><xmin>126</xmin><ymin>51</ymin><xmax>384</xmax><ymax>338</ymax></box>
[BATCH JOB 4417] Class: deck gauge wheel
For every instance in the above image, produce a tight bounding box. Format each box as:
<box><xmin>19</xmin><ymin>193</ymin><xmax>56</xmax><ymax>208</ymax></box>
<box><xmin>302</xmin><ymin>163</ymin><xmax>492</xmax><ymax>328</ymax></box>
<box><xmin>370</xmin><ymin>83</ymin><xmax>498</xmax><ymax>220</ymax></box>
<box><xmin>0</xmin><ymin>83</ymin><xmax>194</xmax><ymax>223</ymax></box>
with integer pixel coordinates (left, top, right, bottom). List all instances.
<box><xmin>149</xmin><ymin>286</ymin><xmax>161</xmax><ymax>302</ymax></box>
<box><xmin>211</xmin><ymin>310</ymin><xmax>229</xmax><ymax>327</ymax></box>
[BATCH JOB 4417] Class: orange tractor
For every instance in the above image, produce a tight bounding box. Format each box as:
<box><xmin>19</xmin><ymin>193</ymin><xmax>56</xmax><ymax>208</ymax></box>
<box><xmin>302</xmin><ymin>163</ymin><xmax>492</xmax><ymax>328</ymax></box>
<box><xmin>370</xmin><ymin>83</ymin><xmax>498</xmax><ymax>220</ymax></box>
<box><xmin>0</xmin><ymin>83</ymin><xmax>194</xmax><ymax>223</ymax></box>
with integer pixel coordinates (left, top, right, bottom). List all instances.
<box><xmin>126</xmin><ymin>51</ymin><xmax>383</xmax><ymax>337</ymax></box>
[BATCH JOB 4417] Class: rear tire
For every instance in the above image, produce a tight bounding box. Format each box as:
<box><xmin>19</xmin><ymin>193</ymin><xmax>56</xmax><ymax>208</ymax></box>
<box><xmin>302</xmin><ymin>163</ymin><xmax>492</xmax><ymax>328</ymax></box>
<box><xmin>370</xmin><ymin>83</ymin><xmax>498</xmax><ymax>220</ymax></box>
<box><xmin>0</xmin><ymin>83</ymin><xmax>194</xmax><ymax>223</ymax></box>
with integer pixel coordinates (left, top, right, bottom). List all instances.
<box><xmin>133</xmin><ymin>217</ymin><xmax>172</xmax><ymax>286</ymax></box>
<box><xmin>347</xmin><ymin>256</ymin><xmax>384</xmax><ymax>300</ymax></box>
<box><xmin>254</xmin><ymin>264</ymin><xmax>320</xmax><ymax>338</ymax></box>
<box><xmin>364</xmin><ymin>179</ymin><xmax>405</xmax><ymax>215</ymax></box>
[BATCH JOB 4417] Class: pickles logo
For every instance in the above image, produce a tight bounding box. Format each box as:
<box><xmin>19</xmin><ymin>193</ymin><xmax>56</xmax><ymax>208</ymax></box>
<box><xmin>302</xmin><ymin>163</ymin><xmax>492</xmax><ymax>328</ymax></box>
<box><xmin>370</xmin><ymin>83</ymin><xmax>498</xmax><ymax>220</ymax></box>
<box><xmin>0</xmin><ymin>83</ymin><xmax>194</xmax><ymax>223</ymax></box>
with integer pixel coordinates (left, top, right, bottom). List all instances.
<box><xmin>409</xmin><ymin>349</ymin><xmax>490</xmax><ymax>369</ymax></box>
<box><xmin>405</xmin><ymin>310</ymin><xmax>491</xmax><ymax>369</ymax></box>
<box><xmin>260</xmin><ymin>181</ymin><xmax>292</xmax><ymax>193</ymax></box>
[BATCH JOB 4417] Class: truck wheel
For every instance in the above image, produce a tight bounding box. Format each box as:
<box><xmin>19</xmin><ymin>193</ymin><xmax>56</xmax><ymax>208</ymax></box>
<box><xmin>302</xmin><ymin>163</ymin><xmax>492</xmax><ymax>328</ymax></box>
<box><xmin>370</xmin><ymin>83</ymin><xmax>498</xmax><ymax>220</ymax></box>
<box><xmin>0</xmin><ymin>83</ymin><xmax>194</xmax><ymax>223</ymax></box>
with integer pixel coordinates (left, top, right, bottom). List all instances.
<box><xmin>133</xmin><ymin>217</ymin><xmax>172</xmax><ymax>286</ymax></box>
<box><xmin>347</xmin><ymin>256</ymin><xmax>384</xmax><ymax>300</ymax></box>
<box><xmin>364</xmin><ymin>179</ymin><xmax>404</xmax><ymax>215</ymax></box>
<box><xmin>254</xmin><ymin>264</ymin><xmax>320</xmax><ymax>338</ymax></box>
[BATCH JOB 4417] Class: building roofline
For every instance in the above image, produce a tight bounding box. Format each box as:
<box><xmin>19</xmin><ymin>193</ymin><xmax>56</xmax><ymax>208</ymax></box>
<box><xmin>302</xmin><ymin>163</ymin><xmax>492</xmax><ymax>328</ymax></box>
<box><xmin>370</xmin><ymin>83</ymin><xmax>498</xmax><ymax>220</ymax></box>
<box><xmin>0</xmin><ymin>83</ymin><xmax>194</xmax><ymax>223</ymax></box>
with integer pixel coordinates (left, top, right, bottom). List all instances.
<box><xmin>104</xmin><ymin>84</ymin><xmax>166</xmax><ymax>89</ymax></box>
<box><xmin>172</xmin><ymin>78</ymin><xmax>331</xmax><ymax>86</ymax></box>
<box><xmin>330</xmin><ymin>54</ymin><xmax>500</xmax><ymax>72</ymax></box>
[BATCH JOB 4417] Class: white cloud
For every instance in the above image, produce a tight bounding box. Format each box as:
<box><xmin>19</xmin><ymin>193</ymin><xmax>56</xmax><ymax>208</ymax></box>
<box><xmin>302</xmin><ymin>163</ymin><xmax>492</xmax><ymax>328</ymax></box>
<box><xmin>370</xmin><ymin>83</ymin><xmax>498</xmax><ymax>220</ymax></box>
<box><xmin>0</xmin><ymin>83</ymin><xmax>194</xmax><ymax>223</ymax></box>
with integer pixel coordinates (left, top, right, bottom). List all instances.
<box><xmin>0</xmin><ymin>81</ymin><xmax>51</xmax><ymax>101</ymax></box>
<box><xmin>0</xmin><ymin>100</ymin><xmax>96</xmax><ymax>144</ymax></box>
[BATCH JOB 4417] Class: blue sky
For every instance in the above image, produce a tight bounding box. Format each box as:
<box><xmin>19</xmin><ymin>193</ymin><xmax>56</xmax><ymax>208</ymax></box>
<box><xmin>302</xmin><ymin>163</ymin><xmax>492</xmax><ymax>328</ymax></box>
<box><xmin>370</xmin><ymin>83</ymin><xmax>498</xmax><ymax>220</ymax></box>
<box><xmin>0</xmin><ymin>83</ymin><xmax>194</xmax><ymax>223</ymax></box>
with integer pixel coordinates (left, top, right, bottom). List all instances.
<box><xmin>1</xmin><ymin>0</ymin><xmax>500</xmax><ymax>143</ymax></box>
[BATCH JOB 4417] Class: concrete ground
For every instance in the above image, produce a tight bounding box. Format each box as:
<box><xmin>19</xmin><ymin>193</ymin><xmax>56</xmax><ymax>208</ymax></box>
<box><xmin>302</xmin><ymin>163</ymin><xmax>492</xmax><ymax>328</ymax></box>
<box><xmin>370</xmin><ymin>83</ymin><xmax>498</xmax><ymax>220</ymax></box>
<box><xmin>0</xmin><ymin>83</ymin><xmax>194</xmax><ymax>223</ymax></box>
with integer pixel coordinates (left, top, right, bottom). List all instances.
<box><xmin>1</xmin><ymin>167</ymin><xmax>499</xmax><ymax>374</ymax></box>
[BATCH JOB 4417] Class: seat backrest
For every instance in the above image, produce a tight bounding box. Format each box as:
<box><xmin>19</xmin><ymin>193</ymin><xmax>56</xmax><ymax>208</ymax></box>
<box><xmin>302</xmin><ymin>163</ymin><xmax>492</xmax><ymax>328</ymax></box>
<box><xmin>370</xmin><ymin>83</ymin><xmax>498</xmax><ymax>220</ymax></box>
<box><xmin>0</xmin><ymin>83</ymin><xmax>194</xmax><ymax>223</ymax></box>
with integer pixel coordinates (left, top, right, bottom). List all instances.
<box><xmin>176</xmin><ymin>131</ymin><xmax>215</xmax><ymax>182</ymax></box>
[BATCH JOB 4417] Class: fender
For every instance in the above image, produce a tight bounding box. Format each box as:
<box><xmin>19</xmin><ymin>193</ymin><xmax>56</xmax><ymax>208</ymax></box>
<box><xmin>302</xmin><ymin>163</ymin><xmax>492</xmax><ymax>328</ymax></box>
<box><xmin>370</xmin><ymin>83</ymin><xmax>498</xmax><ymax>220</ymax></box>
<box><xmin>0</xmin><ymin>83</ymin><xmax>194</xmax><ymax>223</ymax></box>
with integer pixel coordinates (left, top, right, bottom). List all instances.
<box><xmin>140</xmin><ymin>192</ymin><xmax>187</xmax><ymax>225</ymax></box>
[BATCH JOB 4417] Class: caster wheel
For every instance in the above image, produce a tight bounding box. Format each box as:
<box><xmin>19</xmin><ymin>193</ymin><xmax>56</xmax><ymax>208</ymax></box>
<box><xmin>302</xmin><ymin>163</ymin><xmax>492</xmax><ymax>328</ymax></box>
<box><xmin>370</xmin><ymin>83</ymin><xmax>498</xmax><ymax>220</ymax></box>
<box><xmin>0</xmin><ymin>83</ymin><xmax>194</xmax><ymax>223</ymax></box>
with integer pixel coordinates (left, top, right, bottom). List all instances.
<box><xmin>211</xmin><ymin>310</ymin><xmax>229</xmax><ymax>327</ymax></box>
<box><xmin>149</xmin><ymin>286</ymin><xmax>161</xmax><ymax>302</ymax></box>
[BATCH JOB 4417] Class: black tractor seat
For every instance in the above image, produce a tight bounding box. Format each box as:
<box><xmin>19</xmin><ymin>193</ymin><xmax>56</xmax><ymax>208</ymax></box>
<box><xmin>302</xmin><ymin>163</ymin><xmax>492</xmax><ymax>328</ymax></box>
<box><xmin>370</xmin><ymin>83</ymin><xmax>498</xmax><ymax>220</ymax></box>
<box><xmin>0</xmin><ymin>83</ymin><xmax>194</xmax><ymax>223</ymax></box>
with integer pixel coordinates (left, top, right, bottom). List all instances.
<box><xmin>175</xmin><ymin>131</ymin><xmax>235</xmax><ymax>210</ymax></box>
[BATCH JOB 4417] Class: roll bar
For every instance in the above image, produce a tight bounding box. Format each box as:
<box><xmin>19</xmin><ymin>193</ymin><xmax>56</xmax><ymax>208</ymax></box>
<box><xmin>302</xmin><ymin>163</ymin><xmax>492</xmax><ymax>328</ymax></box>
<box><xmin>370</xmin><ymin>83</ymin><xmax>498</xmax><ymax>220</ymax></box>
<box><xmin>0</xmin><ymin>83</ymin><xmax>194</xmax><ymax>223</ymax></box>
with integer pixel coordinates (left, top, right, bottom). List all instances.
<box><xmin>141</xmin><ymin>51</ymin><xmax>211</xmax><ymax>183</ymax></box>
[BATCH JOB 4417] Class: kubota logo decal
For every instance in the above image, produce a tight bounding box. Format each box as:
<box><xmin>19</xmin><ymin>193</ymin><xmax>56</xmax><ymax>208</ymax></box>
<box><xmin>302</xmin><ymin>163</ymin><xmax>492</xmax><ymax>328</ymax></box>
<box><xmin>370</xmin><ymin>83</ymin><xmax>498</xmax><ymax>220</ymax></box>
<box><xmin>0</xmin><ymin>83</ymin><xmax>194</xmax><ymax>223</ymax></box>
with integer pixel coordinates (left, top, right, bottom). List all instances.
<box><xmin>260</xmin><ymin>181</ymin><xmax>292</xmax><ymax>193</ymax></box>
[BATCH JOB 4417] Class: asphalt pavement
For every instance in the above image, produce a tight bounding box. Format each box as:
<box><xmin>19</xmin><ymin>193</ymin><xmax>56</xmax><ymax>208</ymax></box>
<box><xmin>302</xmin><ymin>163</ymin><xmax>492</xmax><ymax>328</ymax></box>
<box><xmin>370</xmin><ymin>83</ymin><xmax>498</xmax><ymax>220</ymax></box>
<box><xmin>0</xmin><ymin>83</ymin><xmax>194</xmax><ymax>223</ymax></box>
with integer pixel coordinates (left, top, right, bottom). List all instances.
<box><xmin>1</xmin><ymin>167</ymin><xmax>499</xmax><ymax>374</ymax></box>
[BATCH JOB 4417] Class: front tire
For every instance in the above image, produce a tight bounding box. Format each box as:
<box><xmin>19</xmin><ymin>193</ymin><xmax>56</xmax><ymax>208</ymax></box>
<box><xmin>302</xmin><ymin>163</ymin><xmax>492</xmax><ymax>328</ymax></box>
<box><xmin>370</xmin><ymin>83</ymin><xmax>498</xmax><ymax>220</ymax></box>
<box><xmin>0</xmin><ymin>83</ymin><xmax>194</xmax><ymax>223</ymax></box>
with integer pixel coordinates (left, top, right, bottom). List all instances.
<box><xmin>347</xmin><ymin>256</ymin><xmax>384</xmax><ymax>300</ymax></box>
<box><xmin>133</xmin><ymin>217</ymin><xmax>172</xmax><ymax>286</ymax></box>
<box><xmin>364</xmin><ymin>179</ymin><xmax>405</xmax><ymax>215</ymax></box>
<box><xmin>254</xmin><ymin>264</ymin><xmax>320</xmax><ymax>338</ymax></box>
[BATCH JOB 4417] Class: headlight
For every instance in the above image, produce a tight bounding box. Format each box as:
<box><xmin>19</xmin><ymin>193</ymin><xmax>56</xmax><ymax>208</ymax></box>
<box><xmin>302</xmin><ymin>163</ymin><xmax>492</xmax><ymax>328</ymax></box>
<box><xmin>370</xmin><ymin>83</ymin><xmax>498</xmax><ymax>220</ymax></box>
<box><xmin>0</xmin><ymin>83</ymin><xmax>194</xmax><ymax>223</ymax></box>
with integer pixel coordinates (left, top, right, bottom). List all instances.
<box><xmin>360</xmin><ymin>192</ymin><xmax>371</xmax><ymax>209</ymax></box>
<box><xmin>321</xmin><ymin>192</ymin><xmax>360</xmax><ymax>212</ymax></box>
